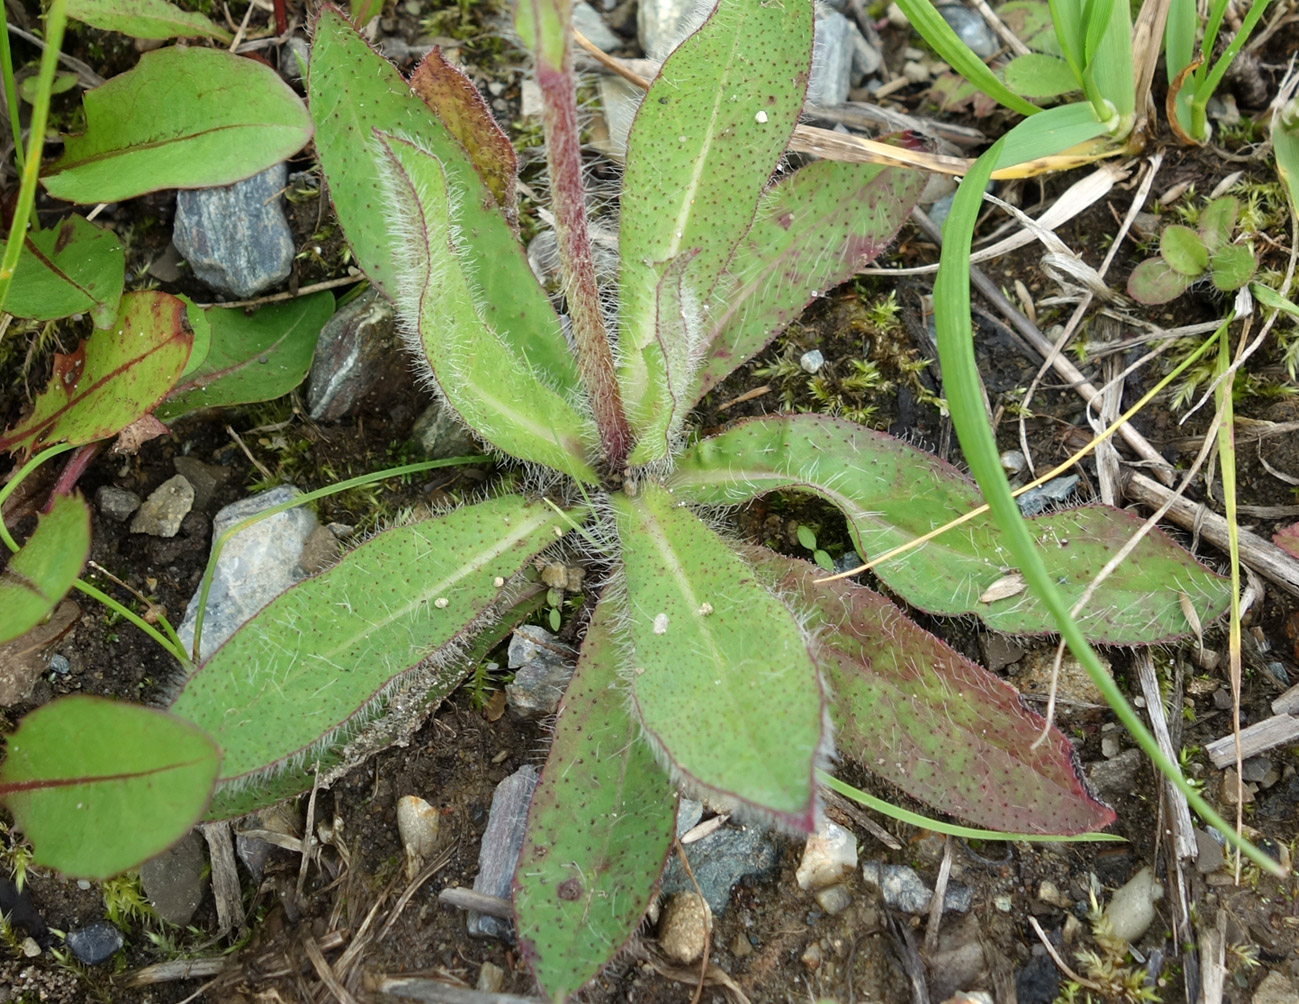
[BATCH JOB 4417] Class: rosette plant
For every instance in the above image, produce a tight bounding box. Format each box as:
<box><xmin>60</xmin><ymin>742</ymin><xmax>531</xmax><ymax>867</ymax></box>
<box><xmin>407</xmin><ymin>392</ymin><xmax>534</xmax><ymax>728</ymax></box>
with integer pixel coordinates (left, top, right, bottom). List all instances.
<box><xmin>0</xmin><ymin>0</ymin><xmax>1233</xmax><ymax>997</ymax></box>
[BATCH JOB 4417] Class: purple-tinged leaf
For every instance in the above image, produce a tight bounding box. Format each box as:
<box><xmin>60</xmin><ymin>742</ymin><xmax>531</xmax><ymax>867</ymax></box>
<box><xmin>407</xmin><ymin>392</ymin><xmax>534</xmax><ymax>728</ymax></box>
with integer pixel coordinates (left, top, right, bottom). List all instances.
<box><xmin>0</xmin><ymin>696</ymin><xmax>220</xmax><ymax>878</ymax></box>
<box><xmin>752</xmin><ymin>550</ymin><xmax>1114</xmax><ymax>835</ymax></box>
<box><xmin>1127</xmin><ymin>257</ymin><xmax>1193</xmax><ymax>304</ymax></box>
<box><xmin>612</xmin><ymin>481</ymin><xmax>826</xmax><ymax>831</ymax></box>
<box><xmin>668</xmin><ymin>414</ymin><xmax>1230</xmax><ymax>643</ymax></box>
<box><xmin>692</xmin><ymin>157</ymin><xmax>926</xmax><ymax>403</ymax></box>
<box><xmin>0</xmin><ymin>291</ymin><xmax>192</xmax><ymax>458</ymax></box>
<box><xmin>514</xmin><ymin>592</ymin><xmax>677</xmax><ymax>1000</ymax></box>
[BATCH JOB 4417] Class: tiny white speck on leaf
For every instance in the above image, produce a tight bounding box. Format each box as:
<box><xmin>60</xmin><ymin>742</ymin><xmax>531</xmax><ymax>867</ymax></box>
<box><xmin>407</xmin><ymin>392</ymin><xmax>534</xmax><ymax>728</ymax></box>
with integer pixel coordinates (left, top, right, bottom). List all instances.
<box><xmin>434</xmin><ymin>597</ymin><xmax>449</xmax><ymax>609</ymax></box>
<box><xmin>493</xmin><ymin>576</ymin><xmax>505</xmax><ymax>588</ymax></box>
<box><xmin>755</xmin><ymin>110</ymin><xmax>768</xmax><ymax>124</ymax></box>
<box><xmin>697</xmin><ymin>602</ymin><xmax>714</xmax><ymax>616</ymax></box>
<box><xmin>653</xmin><ymin>613</ymin><xmax>669</xmax><ymax>635</ymax></box>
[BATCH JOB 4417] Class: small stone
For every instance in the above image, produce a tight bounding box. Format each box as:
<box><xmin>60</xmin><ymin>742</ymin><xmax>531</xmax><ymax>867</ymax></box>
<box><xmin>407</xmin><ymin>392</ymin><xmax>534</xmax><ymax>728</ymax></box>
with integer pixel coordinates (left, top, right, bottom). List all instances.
<box><xmin>95</xmin><ymin>485</ymin><xmax>141</xmax><ymax>522</ymax></box>
<box><xmin>1016</xmin><ymin>950</ymin><xmax>1060</xmax><ymax>1004</ymax></box>
<box><xmin>572</xmin><ymin>1</ymin><xmax>620</xmax><ymax>51</ymax></box>
<box><xmin>1241</xmin><ymin>756</ymin><xmax>1274</xmax><ymax>784</ymax></box>
<box><xmin>1194</xmin><ymin>828</ymin><xmax>1225</xmax><ymax>874</ymax></box>
<box><xmin>638</xmin><ymin>0</ymin><xmax>695</xmax><ymax>59</ymax></box>
<box><xmin>130</xmin><ymin>475</ymin><xmax>195</xmax><ymax>537</ymax></box>
<box><xmin>1220</xmin><ymin>766</ymin><xmax>1257</xmax><ymax>805</ymax></box>
<box><xmin>410</xmin><ymin>399</ymin><xmax>479</xmax><ymax>462</ymax></box>
<box><xmin>66</xmin><ymin>921</ymin><xmax>124</xmax><ymax>965</ymax></box>
<box><xmin>1103</xmin><ymin>866</ymin><xmax>1162</xmax><ymax>943</ymax></box>
<box><xmin>1015</xmin><ymin>646</ymin><xmax>1109</xmax><ymax>707</ymax></box>
<box><xmin>139</xmin><ymin>831</ymin><xmax>207</xmax><ymax>926</ymax></box>
<box><xmin>730</xmin><ymin>932</ymin><xmax>753</xmax><ymax>958</ymax></box>
<box><xmin>1016</xmin><ymin>475</ymin><xmax>1080</xmax><ymax>515</ymax></box>
<box><xmin>980</xmin><ymin>633</ymin><xmax>1025</xmax><ymax>672</ymax></box>
<box><xmin>801</xmin><ymin>941</ymin><xmax>823</xmax><ymax>970</ymax></box>
<box><xmin>279</xmin><ymin>36</ymin><xmax>309</xmax><ymax>84</ymax></box>
<box><xmin>173</xmin><ymin>456</ymin><xmax>228</xmax><ymax>511</ymax></box>
<box><xmin>177</xmin><ymin>486</ymin><xmax>318</xmax><ymax>661</ymax></box>
<box><xmin>236</xmin><ymin>802</ymin><xmax>301</xmax><ymax>885</ymax></box>
<box><xmin>173</xmin><ymin>162</ymin><xmax>294</xmax><ymax>298</ymax></box>
<box><xmin>936</xmin><ymin>3</ymin><xmax>998</xmax><ymax>58</ymax></box>
<box><xmin>994</xmin><ymin>894</ymin><xmax>1013</xmax><ymax>912</ymax></box>
<box><xmin>1000</xmin><ymin>449</ymin><xmax>1026</xmax><ymax>475</ymax></box>
<box><xmin>814</xmin><ymin>884</ymin><xmax>853</xmax><ymax>916</ymax></box>
<box><xmin>1101</xmin><ymin>734</ymin><xmax>1122</xmax><ymax>758</ymax></box>
<box><xmin>21</xmin><ymin>936</ymin><xmax>40</xmax><ymax>957</ymax></box>
<box><xmin>469</xmin><ymin>766</ymin><xmax>539</xmax><ymax>939</ymax></box>
<box><xmin>862</xmin><ymin>862</ymin><xmax>970</xmax><ymax>915</ymax></box>
<box><xmin>477</xmin><ymin>961</ymin><xmax>505</xmax><ymax>994</ymax></box>
<box><xmin>505</xmin><ymin>625</ymin><xmax>577</xmax><ymax>719</ymax></box>
<box><xmin>1087</xmin><ymin>748</ymin><xmax>1144</xmax><ymax>802</ymax></box>
<box><xmin>307</xmin><ymin>289</ymin><xmax>401</xmax><ymax>421</ymax></box>
<box><xmin>397</xmin><ymin>795</ymin><xmax>440</xmax><ymax>880</ymax></box>
<box><xmin>799</xmin><ymin>349</ymin><xmax>825</xmax><ymax>374</ymax></box>
<box><xmin>658</xmin><ymin>892</ymin><xmax>710</xmax><ymax>964</ymax></box>
<box><xmin>48</xmin><ymin>654</ymin><xmax>70</xmax><ymax>676</ymax></box>
<box><xmin>796</xmin><ymin>820</ymin><xmax>857</xmax><ymax>891</ymax></box>
<box><xmin>659</xmin><ymin>818</ymin><xmax>778</xmax><ymax>916</ymax></box>
<box><xmin>902</xmin><ymin>60</ymin><xmax>930</xmax><ymax>84</ymax></box>
<box><xmin>1037</xmin><ymin>880</ymin><xmax>1071</xmax><ymax>910</ymax></box>
<box><xmin>808</xmin><ymin>10</ymin><xmax>855</xmax><ymax>106</ymax></box>
<box><xmin>1253</xmin><ymin>970</ymin><xmax>1299</xmax><ymax>1004</ymax></box>
<box><xmin>299</xmin><ymin>525</ymin><xmax>340</xmax><ymax>575</ymax></box>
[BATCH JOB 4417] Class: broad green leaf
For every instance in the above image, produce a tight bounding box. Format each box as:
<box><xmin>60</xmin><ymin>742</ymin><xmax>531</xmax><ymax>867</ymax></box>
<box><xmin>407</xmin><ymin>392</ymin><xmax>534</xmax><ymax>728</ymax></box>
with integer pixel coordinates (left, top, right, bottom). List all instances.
<box><xmin>306</xmin><ymin>9</ymin><xmax>577</xmax><ymax>394</ymax></box>
<box><xmin>202</xmin><ymin>582</ymin><xmax>547</xmax><ymax>819</ymax></box>
<box><xmin>374</xmin><ymin>132</ymin><xmax>597</xmax><ymax>482</ymax></box>
<box><xmin>1127</xmin><ymin>257</ymin><xmax>1192</xmax><ymax>304</ymax></box>
<box><xmin>169</xmin><ymin>495</ymin><xmax>572</xmax><ymax>784</ymax></box>
<box><xmin>668</xmin><ymin>414</ymin><xmax>1230</xmax><ymax>643</ymax></box>
<box><xmin>618</xmin><ymin>0</ymin><xmax>812</xmax><ymax>463</ymax></box>
<box><xmin>1210</xmin><ymin>243</ymin><xmax>1257</xmax><ymax>292</ymax></box>
<box><xmin>612</xmin><ymin>482</ymin><xmax>825</xmax><ymax>830</ymax></box>
<box><xmin>179</xmin><ymin>295</ymin><xmax>211</xmax><ymax>380</ymax></box>
<box><xmin>1079</xmin><ymin>0</ymin><xmax>1132</xmax><ymax>125</ymax></box>
<box><xmin>693</xmin><ymin>157</ymin><xmax>926</xmax><ymax>403</ymax></box>
<box><xmin>1197</xmin><ymin>196</ymin><xmax>1238</xmax><ymax>251</ymax></box>
<box><xmin>67</xmin><ymin>0</ymin><xmax>233</xmax><ymax>41</ymax></box>
<box><xmin>890</xmin><ymin>0</ymin><xmax>1040</xmax><ymax>117</ymax></box>
<box><xmin>408</xmin><ymin>48</ymin><xmax>518</xmax><ymax>222</ymax></box>
<box><xmin>0</xmin><ymin>215</ymin><xmax>124</xmax><ymax>327</ymax></box>
<box><xmin>753</xmin><ymin>550</ymin><xmax>1114</xmax><ymax>835</ymax></box>
<box><xmin>0</xmin><ymin>696</ymin><xmax>220</xmax><ymax>878</ymax></box>
<box><xmin>0</xmin><ymin>494</ymin><xmax>91</xmax><ymax>645</ymax></box>
<box><xmin>985</xmin><ymin>100</ymin><xmax>1108</xmax><ymax>168</ymax></box>
<box><xmin>156</xmin><ymin>292</ymin><xmax>335</xmax><ymax>420</ymax></box>
<box><xmin>43</xmin><ymin>47</ymin><xmax>311</xmax><ymax>204</ymax></box>
<box><xmin>1003</xmin><ymin>53</ymin><xmax>1080</xmax><ymax>99</ymax></box>
<box><xmin>0</xmin><ymin>291</ymin><xmax>192</xmax><ymax>458</ymax></box>
<box><xmin>514</xmin><ymin>593</ymin><xmax>677</xmax><ymax>1000</ymax></box>
<box><xmin>1273</xmin><ymin>94</ymin><xmax>1299</xmax><ymax>219</ymax></box>
<box><xmin>1161</xmin><ymin>224</ymin><xmax>1209</xmax><ymax>276</ymax></box>
<box><xmin>996</xmin><ymin>0</ymin><xmax>1061</xmax><ymax>55</ymax></box>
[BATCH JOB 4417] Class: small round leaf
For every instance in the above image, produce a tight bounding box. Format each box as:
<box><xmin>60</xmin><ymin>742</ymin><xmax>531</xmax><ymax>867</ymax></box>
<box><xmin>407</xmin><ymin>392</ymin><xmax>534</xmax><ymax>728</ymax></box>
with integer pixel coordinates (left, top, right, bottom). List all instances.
<box><xmin>1160</xmin><ymin>224</ymin><xmax>1210</xmax><ymax>276</ymax></box>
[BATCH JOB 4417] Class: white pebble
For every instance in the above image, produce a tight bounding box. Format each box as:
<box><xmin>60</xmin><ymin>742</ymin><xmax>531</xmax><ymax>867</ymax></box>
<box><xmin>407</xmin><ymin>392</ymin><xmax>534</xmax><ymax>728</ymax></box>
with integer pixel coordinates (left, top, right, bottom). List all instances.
<box><xmin>1104</xmin><ymin>866</ymin><xmax>1163</xmax><ymax>943</ymax></box>
<box><xmin>797</xmin><ymin>820</ymin><xmax>858</xmax><ymax>891</ymax></box>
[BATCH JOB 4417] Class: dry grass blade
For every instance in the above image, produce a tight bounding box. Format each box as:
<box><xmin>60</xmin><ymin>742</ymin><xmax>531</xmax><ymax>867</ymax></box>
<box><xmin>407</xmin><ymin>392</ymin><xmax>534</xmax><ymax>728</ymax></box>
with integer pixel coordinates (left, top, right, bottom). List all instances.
<box><xmin>304</xmin><ymin>934</ymin><xmax>363</xmax><ymax>1004</ymax></box>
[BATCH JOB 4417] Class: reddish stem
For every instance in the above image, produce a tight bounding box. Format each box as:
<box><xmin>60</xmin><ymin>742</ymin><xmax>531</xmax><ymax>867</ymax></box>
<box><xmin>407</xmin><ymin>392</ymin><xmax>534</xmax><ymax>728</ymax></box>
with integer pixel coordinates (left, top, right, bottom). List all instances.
<box><xmin>45</xmin><ymin>442</ymin><xmax>100</xmax><ymax>511</ymax></box>
<box><xmin>273</xmin><ymin>0</ymin><xmax>287</xmax><ymax>36</ymax></box>
<box><xmin>534</xmin><ymin>57</ymin><xmax>631</xmax><ymax>472</ymax></box>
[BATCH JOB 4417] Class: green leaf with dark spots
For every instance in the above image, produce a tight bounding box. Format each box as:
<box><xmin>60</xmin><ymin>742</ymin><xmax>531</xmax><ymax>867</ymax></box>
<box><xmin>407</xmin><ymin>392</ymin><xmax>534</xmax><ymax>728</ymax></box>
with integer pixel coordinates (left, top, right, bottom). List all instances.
<box><xmin>668</xmin><ymin>414</ymin><xmax>1230</xmax><ymax>643</ymax></box>
<box><xmin>612</xmin><ymin>482</ymin><xmax>825</xmax><ymax>830</ymax></box>
<box><xmin>514</xmin><ymin>593</ymin><xmax>677</xmax><ymax>1001</ymax></box>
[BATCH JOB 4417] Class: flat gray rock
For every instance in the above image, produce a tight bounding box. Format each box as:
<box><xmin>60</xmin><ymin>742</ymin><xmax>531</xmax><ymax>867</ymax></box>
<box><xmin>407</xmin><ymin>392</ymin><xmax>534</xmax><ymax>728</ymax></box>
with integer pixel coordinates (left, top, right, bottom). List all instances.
<box><xmin>173</xmin><ymin>162</ymin><xmax>294</xmax><ymax>298</ymax></box>
<box><xmin>177</xmin><ymin>485</ymin><xmax>318</xmax><ymax>661</ymax></box>
<box><xmin>411</xmin><ymin>400</ymin><xmax>478</xmax><ymax>462</ymax></box>
<box><xmin>660</xmin><ymin>817</ymin><xmax>778</xmax><ymax>916</ymax></box>
<box><xmin>469</xmin><ymin>766</ymin><xmax>539</xmax><ymax>940</ymax></box>
<box><xmin>306</xmin><ymin>289</ymin><xmax>398</xmax><ymax>421</ymax></box>
<box><xmin>140</xmin><ymin>831</ymin><xmax>207</xmax><ymax>926</ymax></box>
<box><xmin>66</xmin><ymin>921</ymin><xmax>124</xmax><ymax>965</ymax></box>
<box><xmin>95</xmin><ymin>485</ymin><xmax>141</xmax><ymax>522</ymax></box>
<box><xmin>861</xmin><ymin>861</ymin><xmax>972</xmax><ymax>914</ymax></box>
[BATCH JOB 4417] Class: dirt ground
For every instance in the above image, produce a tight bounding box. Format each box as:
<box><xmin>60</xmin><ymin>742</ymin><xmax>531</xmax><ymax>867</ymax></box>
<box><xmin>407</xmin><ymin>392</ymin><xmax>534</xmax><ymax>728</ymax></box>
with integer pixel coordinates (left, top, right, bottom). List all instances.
<box><xmin>3</xmin><ymin>2</ymin><xmax>1299</xmax><ymax>1004</ymax></box>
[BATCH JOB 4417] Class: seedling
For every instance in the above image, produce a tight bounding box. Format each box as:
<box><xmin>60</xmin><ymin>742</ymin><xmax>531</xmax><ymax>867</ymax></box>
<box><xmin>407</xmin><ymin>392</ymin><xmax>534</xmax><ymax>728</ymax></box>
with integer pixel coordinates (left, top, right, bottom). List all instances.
<box><xmin>795</xmin><ymin>524</ymin><xmax>835</xmax><ymax>574</ymax></box>
<box><xmin>1127</xmin><ymin>197</ymin><xmax>1257</xmax><ymax>305</ymax></box>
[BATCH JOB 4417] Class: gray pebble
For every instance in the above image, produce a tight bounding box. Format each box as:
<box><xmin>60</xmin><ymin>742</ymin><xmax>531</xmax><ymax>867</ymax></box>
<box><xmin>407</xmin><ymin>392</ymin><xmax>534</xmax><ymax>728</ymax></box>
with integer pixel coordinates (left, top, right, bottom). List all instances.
<box><xmin>936</xmin><ymin>3</ymin><xmax>998</xmax><ymax>58</ymax></box>
<box><xmin>660</xmin><ymin>818</ymin><xmax>779</xmax><ymax>916</ymax></box>
<box><xmin>306</xmin><ymin>289</ymin><xmax>398</xmax><ymax>421</ymax></box>
<box><xmin>95</xmin><ymin>485</ymin><xmax>141</xmax><ymax>522</ymax></box>
<box><xmin>66</xmin><ymin>921</ymin><xmax>124</xmax><ymax>965</ymax></box>
<box><xmin>139</xmin><ymin>831</ymin><xmax>207</xmax><ymax>926</ymax></box>
<box><xmin>799</xmin><ymin>349</ymin><xmax>825</xmax><ymax>373</ymax></box>
<box><xmin>411</xmin><ymin>399</ymin><xmax>479</xmax><ymax>462</ymax></box>
<box><xmin>173</xmin><ymin>162</ymin><xmax>294</xmax><ymax>298</ymax></box>
<box><xmin>1086</xmin><ymin>748</ymin><xmax>1144</xmax><ymax>803</ymax></box>
<box><xmin>130</xmin><ymin>475</ymin><xmax>195</xmax><ymax>538</ymax></box>
<box><xmin>469</xmin><ymin>766</ymin><xmax>539</xmax><ymax>939</ymax></box>
<box><xmin>861</xmin><ymin>861</ymin><xmax>971</xmax><ymax>914</ymax></box>
<box><xmin>48</xmin><ymin>654</ymin><xmax>70</xmax><ymax>676</ymax></box>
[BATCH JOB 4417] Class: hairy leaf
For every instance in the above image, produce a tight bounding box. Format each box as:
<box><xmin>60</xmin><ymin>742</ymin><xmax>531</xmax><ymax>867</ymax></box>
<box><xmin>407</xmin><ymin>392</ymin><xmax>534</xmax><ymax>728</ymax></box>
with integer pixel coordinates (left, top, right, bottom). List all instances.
<box><xmin>619</xmin><ymin>0</ymin><xmax>812</xmax><ymax>463</ymax></box>
<box><xmin>1210</xmin><ymin>243</ymin><xmax>1257</xmax><ymax>292</ymax></box>
<box><xmin>0</xmin><ymin>494</ymin><xmax>91</xmax><ymax>645</ymax></box>
<box><xmin>67</xmin><ymin>0</ymin><xmax>233</xmax><ymax>41</ymax></box>
<box><xmin>0</xmin><ymin>292</ymin><xmax>191</xmax><ymax>458</ymax></box>
<box><xmin>612</xmin><ymin>481</ymin><xmax>825</xmax><ymax>830</ymax></box>
<box><xmin>0</xmin><ymin>215</ymin><xmax>124</xmax><ymax>327</ymax></box>
<box><xmin>514</xmin><ymin>593</ymin><xmax>677</xmax><ymax>1000</ymax></box>
<box><xmin>157</xmin><ymin>292</ymin><xmax>334</xmax><ymax>420</ymax></box>
<box><xmin>1160</xmin><ymin>224</ymin><xmax>1209</xmax><ymax>276</ymax></box>
<box><xmin>43</xmin><ymin>47</ymin><xmax>311</xmax><ymax>204</ymax></box>
<box><xmin>668</xmin><ymin>414</ymin><xmax>1230</xmax><ymax>643</ymax></box>
<box><xmin>1197</xmin><ymin>196</ymin><xmax>1237</xmax><ymax>252</ymax></box>
<box><xmin>753</xmin><ymin>550</ymin><xmax>1114</xmax><ymax>834</ymax></box>
<box><xmin>1127</xmin><ymin>257</ymin><xmax>1193</xmax><ymax>304</ymax></box>
<box><xmin>692</xmin><ymin>157</ymin><xmax>925</xmax><ymax>403</ymax></box>
<box><xmin>307</xmin><ymin>8</ymin><xmax>577</xmax><ymax>395</ymax></box>
<box><xmin>408</xmin><ymin>48</ymin><xmax>517</xmax><ymax>222</ymax></box>
<box><xmin>168</xmin><ymin>496</ymin><xmax>572</xmax><ymax>785</ymax></box>
<box><xmin>0</xmin><ymin>696</ymin><xmax>220</xmax><ymax>878</ymax></box>
<box><xmin>375</xmin><ymin>132</ymin><xmax>597</xmax><ymax>482</ymax></box>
